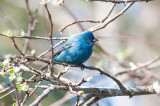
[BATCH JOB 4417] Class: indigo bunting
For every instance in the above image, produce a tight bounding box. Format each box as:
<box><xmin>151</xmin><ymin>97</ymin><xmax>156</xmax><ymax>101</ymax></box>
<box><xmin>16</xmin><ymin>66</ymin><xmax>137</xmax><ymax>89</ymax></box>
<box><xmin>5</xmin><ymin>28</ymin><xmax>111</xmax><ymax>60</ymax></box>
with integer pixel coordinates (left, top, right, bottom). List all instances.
<box><xmin>53</xmin><ymin>31</ymin><xmax>98</xmax><ymax>65</ymax></box>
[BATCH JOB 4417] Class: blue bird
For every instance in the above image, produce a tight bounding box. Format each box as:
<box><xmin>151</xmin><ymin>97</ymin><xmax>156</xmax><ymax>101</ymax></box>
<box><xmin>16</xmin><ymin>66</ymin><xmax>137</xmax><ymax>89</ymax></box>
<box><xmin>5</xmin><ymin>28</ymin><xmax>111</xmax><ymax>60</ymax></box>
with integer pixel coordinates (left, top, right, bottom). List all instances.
<box><xmin>53</xmin><ymin>31</ymin><xmax>98</xmax><ymax>65</ymax></box>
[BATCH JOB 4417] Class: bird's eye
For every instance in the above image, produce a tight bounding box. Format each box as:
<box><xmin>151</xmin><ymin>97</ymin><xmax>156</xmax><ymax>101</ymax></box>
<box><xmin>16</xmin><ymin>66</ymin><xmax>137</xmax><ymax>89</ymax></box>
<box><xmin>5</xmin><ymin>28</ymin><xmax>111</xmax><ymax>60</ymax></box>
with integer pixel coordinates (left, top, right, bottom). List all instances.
<box><xmin>88</xmin><ymin>37</ymin><xmax>92</xmax><ymax>40</ymax></box>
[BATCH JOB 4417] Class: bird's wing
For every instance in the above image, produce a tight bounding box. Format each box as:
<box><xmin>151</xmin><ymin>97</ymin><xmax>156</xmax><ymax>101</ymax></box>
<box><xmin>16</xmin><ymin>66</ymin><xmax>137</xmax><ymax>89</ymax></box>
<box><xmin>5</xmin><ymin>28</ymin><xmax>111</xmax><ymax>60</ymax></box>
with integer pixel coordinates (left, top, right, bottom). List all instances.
<box><xmin>53</xmin><ymin>41</ymin><xmax>76</xmax><ymax>57</ymax></box>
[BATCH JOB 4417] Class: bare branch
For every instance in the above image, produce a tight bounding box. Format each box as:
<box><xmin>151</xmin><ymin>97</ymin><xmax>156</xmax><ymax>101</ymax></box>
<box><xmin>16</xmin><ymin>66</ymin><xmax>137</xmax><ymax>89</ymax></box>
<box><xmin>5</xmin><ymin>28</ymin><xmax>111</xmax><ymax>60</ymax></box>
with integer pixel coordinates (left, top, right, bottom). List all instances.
<box><xmin>79</xmin><ymin>94</ymin><xmax>94</xmax><ymax>106</ymax></box>
<box><xmin>23</xmin><ymin>0</ymin><xmax>33</xmax><ymax>54</ymax></box>
<box><xmin>116</xmin><ymin>56</ymin><xmax>160</xmax><ymax>76</ymax></box>
<box><xmin>13</xmin><ymin>82</ymin><xmax>20</xmax><ymax>106</ymax></box>
<box><xmin>0</xmin><ymin>33</ymin><xmax>68</xmax><ymax>40</ymax></box>
<box><xmin>23</xmin><ymin>0</ymin><xmax>39</xmax><ymax>54</ymax></box>
<box><xmin>2</xmin><ymin>85</ymin><xmax>155</xmax><ymax>106</ymax></box>
<box><xmin>21</xmin><ymin>81</ymin><xmax>42</xmax><ymax>105</ymax></box>
<box><xmin>86</xmin><ymin>97</ymin><xmax>100</xmax><ymax>106</ymax></box>
<box><xmin>38</xmin><ymin>85</ymin><xmax>156</xmax><ymax>97</ymax></box>
<box><xmin>61</xmin><ymin>4</ymin><xmax>85</xmax><ymax>32</ymax></box>
<box><xmin>90</xmin><ymin>0</ymin><xmax>153</xmax><ymax>3</ymax></box>
<box><xmin>0</xmin><ymin>0</ymin><xmax>156</xmax><ymax>105</ymax></box>
<box><xmin>101</xmin><ymin>3</ymin><xmax>116</xmax><ymax>22</ymax></box>
<box><xmin>59</xmin><ymin>3</ymin><xmax>116</xmax><ymax>33</ymax></box>
<box><xmin>44</xmin><ymin>4</ymin><xmax>54</xmax><ymax>75</ymax></box>
<box><xmin>0</xmin><ymin>87</ymin><xmax>13</xmax><ymax>94</ymax></box>
<box><xmin>89</xmin><ymin>2</ymin><xmax>134</xmax><ymax>32</ymax></box>
<box><xmin>29</xmin><ymin>85</ymin><xmax>57</xmax><ymax>106</ymax></box>
<box><xmin>25</xmin><ymin>0</ymin><xmax>33</xmax><ymax>22</ymax></box>
<box><xmin>76</xmin><ymin>78</ymin><xmax>87</xmax><ymax>86</ymax></box>
<box><xmin>0</xmin><ymin>89</ymin><xmax>15</xmax><ymax>100</ymax></box>
<box><xmin>74</xmin><ymin>65</ymin><xmax>133</xmax><ymax>97</ymax></box>
<box><xmin>37</xmin><ymin>40</ymin><xmax>67</xmax><ymax>58</ymax></box>
<box><xmin>11</xmin><ymin>38</ymin><xmax>25</xmax><ymax>56</ymax></box>
<box><xmin>60</xmin><ymin>20</ymin><xmax>100</xmax><ymax>33</ymax></box>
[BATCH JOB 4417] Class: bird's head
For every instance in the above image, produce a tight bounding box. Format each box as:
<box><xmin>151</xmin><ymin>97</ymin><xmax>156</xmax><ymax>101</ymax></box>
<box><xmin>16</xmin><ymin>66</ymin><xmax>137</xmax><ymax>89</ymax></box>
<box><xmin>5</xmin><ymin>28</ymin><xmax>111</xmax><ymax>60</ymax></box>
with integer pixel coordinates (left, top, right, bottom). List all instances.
<box><xmin>81</xmin><ymin>31</ymin><xmax>98</xmax><ymax>45</ymax></box>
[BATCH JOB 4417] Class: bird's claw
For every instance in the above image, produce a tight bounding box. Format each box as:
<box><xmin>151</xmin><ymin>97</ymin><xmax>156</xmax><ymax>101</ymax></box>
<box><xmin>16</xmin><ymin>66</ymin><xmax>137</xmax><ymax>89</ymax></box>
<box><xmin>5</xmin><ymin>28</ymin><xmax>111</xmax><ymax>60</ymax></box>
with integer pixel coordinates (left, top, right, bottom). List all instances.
<box><xmin>80</xmin><ymin>64</ymin><xmax>85</xmax><ymax>71</ymax></box>
<box><xmin>63</xmin><ymin>63</ymin><xmax>68</xmax><ymax>67</ymax></box>
<box><xmin>122</xmin><ymin>87</ymin><xmax>134</xmax><ymax>98</ymax></box>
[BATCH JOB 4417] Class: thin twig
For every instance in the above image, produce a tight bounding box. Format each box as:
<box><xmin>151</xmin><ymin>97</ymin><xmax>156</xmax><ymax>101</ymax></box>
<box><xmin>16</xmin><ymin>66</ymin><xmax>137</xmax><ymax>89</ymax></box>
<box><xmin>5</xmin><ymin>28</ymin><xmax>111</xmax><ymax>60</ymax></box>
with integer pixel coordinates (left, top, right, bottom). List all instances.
<box><xmin>23</xmin><ymin>0</ymin><xmax>39</xmax><ymax>54</ymax></box>
<box><xmin>141</xmin><ymin>68</ymin><xmax>160</xmax><ymax>80</ymax></box>
<box><xmin>54</xmin><ymin>44</ymin><xmax>73</xmax><ymax>57</ymax></box>
<box><xmin>0</xmin><ymin>89</ymin><xmax>16</xmax><ymax>100</ymax></box>
<box><xmin>37</xmin><ymin>40</ymin><xmax>66</xmax><ymax>58</ymax></box>
<box><xmin>60</xmin><ymin>3</ymin><xmax>116</xmax><ymax>33</ymax></box>
<box><xmin>13</xmin><ymin>82</ymin><xmax>20</xmax><ymax>106</ymax></box>
<box><xmin>44</xmin><ymin>4</ymin><xmax>54</xmax><ymax>75</ymax></box>
<box><xmin>76</xmin><ymin>95</ymin><xmax>80</xmax><ymax>106</ymax></box>
<box><xmin>76</xmin><ymin>78</ymin><xmax>87</xmax><ymax>86</ymax></box>
<box><xmin>78</xmin><ymin>65</ymin><xmax>133</xmax><ymax>97</ymax></box>
<box><xmin>29</xmin><ymin>85</ymin><xmax>57</xmax><ymax>106</ymax></box>
<box><xmin>11</xmin><ymin>38</ymin><xmax>25</xmax><ymax>56</ymax></box>
<box><xmin>29</xmin><ymin>81</ymin><xmax>42</xmax><ymax>97</ymax></box>
<box><xmin>60</xmin><ymin>20</ymin><xmax>100</xmax><ymax>33</ymax></box>
<box><xmin>86</xmin><ymin>97</ymin><xmax>100</xmax><ymax>106</ymax></box>
<box><xmin>89</xmin><ymin>2</ymin><xmax>134</xmax><ymax>32</ymax></box>
<box><xmin>90</xmin><ymin>0</ymin><xmax>153</xmax><ymax>3</ymax></box>
<box><xmin>0</xmin><ymin>33</ymin><xmax>68</xmax><ymax>40</ymax></box>
<box><xmin>21</xmin><ymin>81</ymin><xmax>42</xmax><ymax>105</ymax></box>
<box><xmin>49</xmin><ymin>93</ymin><xmax>75</xmax><ymax>106</ymax></box>
<box><xmin>116</xmin><ymin>56</ymin><xmax>160</xmax><ymax>76</ymax></box>
<box><xmin>57</xmin><ymin>71</ymin><xmax>66</xmax><ymax>79</ymax></box>
<box><xmin>0</xmin><ymin>87</ymin><xmax>13</xmax><ymax>94</ymax></box>
<box><xmin>25</xmin><ymin>0</ymin><xmax>32</xmax><ymax>22</ymax></box>
<box><xmin>101</xmin><ymin>3</ymin><xmax>116</xmax><ymax>22</ymax></box>
<box><xmin>62</xmin><ymin>4</ymin><xmax>85</xmax><ymax>32</ymax></box>
<box><xmin>23</xmin><ymin>0</ymin><xmax>33</xmax><ymax>54</ymax></box>
<box><xmin>79</xmin><ymin>94</ymin><xmax>94</xmax><ymax>106</ymax></box>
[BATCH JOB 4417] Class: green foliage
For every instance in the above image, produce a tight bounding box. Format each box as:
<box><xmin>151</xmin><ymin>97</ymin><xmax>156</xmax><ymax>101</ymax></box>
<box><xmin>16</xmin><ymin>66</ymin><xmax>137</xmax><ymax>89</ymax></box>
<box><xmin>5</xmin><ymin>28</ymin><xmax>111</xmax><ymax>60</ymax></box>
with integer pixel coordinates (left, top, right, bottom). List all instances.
<box><xmin>2</xmin><ymin>58</ymin><xmax>9</xmax><ymax>67</ymax></box>
<box><xmin>87</xmin><ymin>76</ymin><xmax>93</xmax><ymax>82</ymax></box>
<box><xmin>12</xmin><ymin>99</ymin><xmax>16</xmax><ymax>106</ymax></box>
<box><xmin>31</xmin><ymin>49</ymin><xmax>36</xmax><ymax>55</ymax></box>
<box><xmin>78</xmin><ymin>91</ymin><xmax>85</xmax><ymax>95</ymax></box>
<box><xmin>16</xmin><ymin>82</ymin><xmax>29</xmax><ymax>91</ymax></box>
<box><xmin>40</xmin><ymin>0</ymin><xmax>50</xmax><ymax>4</ymax></box>
<box><xmin>17</xmin><ymin>74</ymin><xmax>22</xmax><ymax>83</ymax></box>
<box><xmin>12</xmin><ymin>103</ymin><xmax>16</xmax><ymax>106</ymax></box>
<box><xmin>16</xmin><ymin>84</ymin><xmax>22</xmax><ymax>90</ymax></box>
<box><xmin>20</xmin><ymin>29</ymin><xmax>26</xmax><ymax>36</ymax></box>
<box><xmin>3</xmin><ymin>30</ymin><xmax>13</xmax><ymax>37</ymax></box>
<box><xmin>9</xmin><ymin>68</ymin><xmax>16</xmax><ymax>82</ymax></box>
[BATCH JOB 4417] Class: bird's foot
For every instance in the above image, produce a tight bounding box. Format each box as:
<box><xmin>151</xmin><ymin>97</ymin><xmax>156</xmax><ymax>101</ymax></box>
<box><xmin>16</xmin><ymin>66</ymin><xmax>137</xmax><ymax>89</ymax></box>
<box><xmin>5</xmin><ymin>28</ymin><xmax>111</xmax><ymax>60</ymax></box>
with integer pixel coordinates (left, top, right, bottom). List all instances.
<box><xmin>62</xmin><ymin>63</ymin><xmax>68</xmax><ymax>67</ymax></box>
<box><xmin>80</xmin><ymin>64</ymin><xmax>85</xmax><ymax>71</ymax></box>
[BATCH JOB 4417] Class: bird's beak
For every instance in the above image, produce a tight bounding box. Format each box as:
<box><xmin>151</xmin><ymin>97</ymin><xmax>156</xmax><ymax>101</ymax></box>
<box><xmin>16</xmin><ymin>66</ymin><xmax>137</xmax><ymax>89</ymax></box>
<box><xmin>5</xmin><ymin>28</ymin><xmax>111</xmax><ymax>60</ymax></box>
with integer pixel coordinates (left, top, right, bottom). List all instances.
<box><xmin>93</xmin><ymin>38</ymin><xmax>99</xmax><ymax>42</ymax></box>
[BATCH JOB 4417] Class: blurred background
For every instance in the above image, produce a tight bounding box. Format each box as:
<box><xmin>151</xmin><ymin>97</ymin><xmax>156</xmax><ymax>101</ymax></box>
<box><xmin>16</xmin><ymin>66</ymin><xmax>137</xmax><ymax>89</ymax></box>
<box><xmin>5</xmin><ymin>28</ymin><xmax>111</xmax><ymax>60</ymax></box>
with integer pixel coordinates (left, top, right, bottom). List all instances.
<box><xmin>0</xmin><ymin>0</ymin><xmax>160</xmax><ymax>106</ymax></box>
